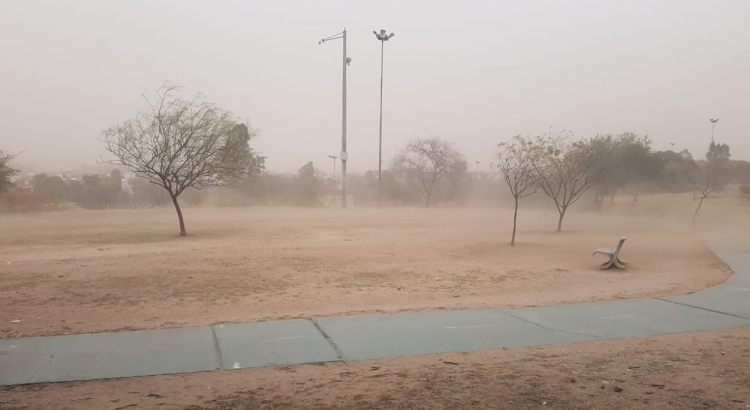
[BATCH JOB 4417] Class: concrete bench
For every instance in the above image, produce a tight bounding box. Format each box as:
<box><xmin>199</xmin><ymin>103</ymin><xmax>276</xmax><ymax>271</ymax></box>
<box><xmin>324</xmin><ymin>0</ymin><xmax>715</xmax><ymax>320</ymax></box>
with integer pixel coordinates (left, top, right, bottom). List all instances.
<box><xmin>593</xmin><ymin>236</ymin><xmax>627</xmax><ymax>270</ymax></box>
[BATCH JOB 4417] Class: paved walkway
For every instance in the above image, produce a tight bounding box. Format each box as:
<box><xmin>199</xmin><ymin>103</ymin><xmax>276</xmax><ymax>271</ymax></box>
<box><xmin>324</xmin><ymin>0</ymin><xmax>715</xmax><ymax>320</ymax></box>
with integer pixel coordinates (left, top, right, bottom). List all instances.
<box><xmin>2</xmin><ymin>234</ymin><xmax>749</xmax><ymax>386</ymax></box>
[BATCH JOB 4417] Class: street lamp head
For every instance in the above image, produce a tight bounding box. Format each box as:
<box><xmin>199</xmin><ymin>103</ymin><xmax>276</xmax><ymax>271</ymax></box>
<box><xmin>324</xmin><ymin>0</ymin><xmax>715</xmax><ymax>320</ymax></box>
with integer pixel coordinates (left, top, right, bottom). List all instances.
<box><xmin>374</xmin><ymin>30</ymin><xmax>395</xmax><ymax>41</ymax></box>
<box><xmin>710</xmin><ymin>118</ymin><xmax>719</xmax><ymax>123</ymax></box>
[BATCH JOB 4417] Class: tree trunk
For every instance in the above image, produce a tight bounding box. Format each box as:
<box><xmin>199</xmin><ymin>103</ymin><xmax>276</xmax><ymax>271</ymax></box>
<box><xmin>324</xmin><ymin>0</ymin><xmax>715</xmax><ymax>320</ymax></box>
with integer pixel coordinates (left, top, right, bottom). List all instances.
<box><xmin>557</xmin><ymin>208</ymin><xmax>566</xmax><ymax>232</ymax></box>
<box><xmin>610</xmin><ymin>190</ymin><xmax>615</xmax><ymax>204</ymax></box>
<box><xmin>424</xmin><ymin>191</ymin><xmax>432</xmax><ymax>208</ymax></box>
<box><xmin>693</xmin><ymin>197</ymin><xmax>705</xmax><ymax>226</ymax></box>
<box><xmin>594</xmin><ymin>192</ymin><xmax>603</xmax><ymax>212</ymax></box>
<box><xmin>170</xmin><ymin>194</ymin><xmax>187</xmax><ymax>236</ymax></box>
<box><xmin>628</xmin><ymin>192</ymin><xmax>639</xmax><ymax>211</ymax></box>
<box><xmin>511</xmin><ymin>197</ymin><xmax>519</xmax><ymax>246</ymax></box>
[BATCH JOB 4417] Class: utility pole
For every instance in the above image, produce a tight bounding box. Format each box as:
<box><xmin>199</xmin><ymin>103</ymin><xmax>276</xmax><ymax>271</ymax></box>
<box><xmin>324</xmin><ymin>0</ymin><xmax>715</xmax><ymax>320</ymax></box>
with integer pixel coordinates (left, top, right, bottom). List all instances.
<box><xmin>374</xmin><ymin>29</ymin><xmax>395</xmax><ymax>207</ymax></box>
<box><xmin>320</xmin><ymin>29</ymin><xmax>351</xmax><ymax>208</ymax></box>
<box><xmin>328</xmin><ymin>155</ymin><xmax>338</xmax><ymax>206</ymax></box>
<box><xmin>710</xmin><ymin>118</ymin><xmax>719</xmax><ymax>143</ymax></box>
<box><xmin>670</xmin><ymin>142</ymin><xmax>676</xmax><ymax>152</ymax></box>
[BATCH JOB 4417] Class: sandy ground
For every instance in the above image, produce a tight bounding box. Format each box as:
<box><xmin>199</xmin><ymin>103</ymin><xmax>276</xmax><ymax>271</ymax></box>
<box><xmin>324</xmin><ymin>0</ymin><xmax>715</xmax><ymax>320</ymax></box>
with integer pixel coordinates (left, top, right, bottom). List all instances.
<box><xmin>1</xmin><ymin>193</ymin><xmax>746</xmax><ymax>339</ymax></box>
<box><xmin>1</xmin><ymin>326</ymin><xmax>749</xmax><ymax>410</ymax></box>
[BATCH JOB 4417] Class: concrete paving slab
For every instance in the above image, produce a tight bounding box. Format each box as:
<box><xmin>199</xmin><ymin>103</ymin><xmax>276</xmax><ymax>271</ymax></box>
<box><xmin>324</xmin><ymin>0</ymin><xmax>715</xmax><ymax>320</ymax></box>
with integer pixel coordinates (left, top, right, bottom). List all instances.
<box><xmin>719</xmin><ymin>253</ymin><xmax>750</xmax><ymax>285</ymax></box>
<box><xmin>314</xmin><ymin>310</ymin><xmax>598</xmax><ymax>361</ymax></box>
<box><xmin>706</xmin><ymin>233</ymin><xmax>750</xmax><ymax>259</ymax></box>
<box><xmin>706</xmin><ymin>234</ymin><xmax>750</xmax><ymax>285</ymax></box>
<box><xmin>213</xmin><ymin>320</ymin><xmax>340</xmax><ymax>369</ymax></box>
<box><xmin>0</xmin><ymin>327</ymin><xmax>218</xmax><ymax>386</ymax></box>
<box><xmin>661</xmin><ymin>235</ymin><xmax>750</xmax><ymax>319</ymax></box>
<box><xmin>661</xmin><ymin>284</ymin><xmax>750</xmax><ymax>319</ymax></box>
<box><xmin>506</xmin><ymin>298</ymin><xmax>749</xmax><ymax>339</ymax></box>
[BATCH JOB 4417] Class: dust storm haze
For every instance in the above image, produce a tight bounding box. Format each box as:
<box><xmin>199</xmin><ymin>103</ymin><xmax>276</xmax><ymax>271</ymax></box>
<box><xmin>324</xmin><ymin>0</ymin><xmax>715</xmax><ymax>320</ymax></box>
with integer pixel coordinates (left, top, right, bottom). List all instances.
<box><xmin>5</xmin><ymin>2</ymin><xmax>750</xmax><ymax>406</ymax></box>
<box><xmin>1</xmin><ymin>0</ymin><xmax>749</xmax><ymax>173</ymax></box>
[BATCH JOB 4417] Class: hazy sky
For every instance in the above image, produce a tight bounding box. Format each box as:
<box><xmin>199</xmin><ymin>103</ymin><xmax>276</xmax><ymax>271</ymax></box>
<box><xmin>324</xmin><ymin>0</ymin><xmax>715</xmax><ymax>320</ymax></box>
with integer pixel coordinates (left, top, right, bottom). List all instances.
<box><xmin>1</xmin><ymin>0</ymin><xmax>749</xmax><ymax>174</ymax></box>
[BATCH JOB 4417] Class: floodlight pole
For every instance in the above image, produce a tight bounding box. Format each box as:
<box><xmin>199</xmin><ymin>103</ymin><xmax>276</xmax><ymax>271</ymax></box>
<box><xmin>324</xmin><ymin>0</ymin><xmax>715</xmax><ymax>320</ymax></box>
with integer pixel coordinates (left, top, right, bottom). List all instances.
<box><xmin>374</xmin><ymin>29</ymin><xmax>395</xmax><ymax>207</ymax></box>
<box><xmin>329</xmin><ymin>154</ymin><xmax>338</xmax><ymax>206</ymax></box>
<box><xmin>710</xmin><ymin>118</ymin><xmax>719</xmax><ymax>143</ymax></box>
<box><xmin>319</xmin><ymin>29</ymin><xmax>350</xmax><ymax>208</ymax></box>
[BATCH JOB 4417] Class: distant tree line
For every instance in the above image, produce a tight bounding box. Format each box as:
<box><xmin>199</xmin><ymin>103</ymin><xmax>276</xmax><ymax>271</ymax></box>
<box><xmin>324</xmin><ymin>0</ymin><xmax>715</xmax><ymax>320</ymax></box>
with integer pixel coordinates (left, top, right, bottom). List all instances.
<box><xmin>1</xmin><ymin>84</ymin><xmax>748</xmax><ymax>239</ymax></box>
<box><xmin>3</xmin><ymin>133</ymin><xmax>749</xmax><ymax>221</ymax></box>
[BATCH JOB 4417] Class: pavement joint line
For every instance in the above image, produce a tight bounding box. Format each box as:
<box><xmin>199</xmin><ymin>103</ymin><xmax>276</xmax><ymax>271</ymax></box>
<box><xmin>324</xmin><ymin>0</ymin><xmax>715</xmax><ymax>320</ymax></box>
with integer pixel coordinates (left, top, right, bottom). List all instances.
<box><xmin>654</xmin><ymin>297</ymin><xmax>750</xmax><ymax>321</ymax></box>
<box><xmin>210</xmin><ymin>326</ymin><xmax>224</xmax><ymax>370</ymax></box>
<box><xmin>309</xmin><ymin>318</ymin><xmax>345</xmax><ymax>361</ymax></box>
<box><xmin>498</xmin><ymin>310</ymin><xmax>601</xmax><ymax>339</ymax></box>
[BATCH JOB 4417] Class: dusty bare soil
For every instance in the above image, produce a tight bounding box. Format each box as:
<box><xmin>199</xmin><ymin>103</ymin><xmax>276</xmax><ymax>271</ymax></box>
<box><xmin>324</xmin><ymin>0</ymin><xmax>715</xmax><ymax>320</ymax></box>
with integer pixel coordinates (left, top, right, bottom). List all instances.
<box><xmin>1</xmin><ymin>194</ymin><xmax>744</xmax><ymax>339</ymax></box>
<box><xmin>2</xmin><ymin>326</ymin><xmax>749</xmax><ymax>410</ymax></box>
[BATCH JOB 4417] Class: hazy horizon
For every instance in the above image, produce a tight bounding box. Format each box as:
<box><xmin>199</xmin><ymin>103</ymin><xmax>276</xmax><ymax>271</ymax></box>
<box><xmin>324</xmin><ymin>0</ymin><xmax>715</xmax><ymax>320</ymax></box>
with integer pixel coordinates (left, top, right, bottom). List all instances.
<box><xmin>2</xmin><ymin>0</ymin><xmax>749</xmax><ymax>174</ymax></box>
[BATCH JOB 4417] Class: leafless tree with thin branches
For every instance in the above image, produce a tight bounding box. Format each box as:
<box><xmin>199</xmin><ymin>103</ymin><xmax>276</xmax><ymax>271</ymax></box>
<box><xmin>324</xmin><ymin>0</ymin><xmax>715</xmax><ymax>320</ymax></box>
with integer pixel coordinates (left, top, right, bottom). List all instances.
<box><xmin>493</xmin><ymin>136</ymin><xmax>537</xmax><ymax>246</ymax></box>
<box><xmin>101</xmin><ymin>84</ymin><xmax>264</xmax><ymax>236</ymax></box>
<box><xmin>527</xmin><ymin>131</ymin><xmax>616</xmax><ymax>232</ymax></box>
<box><xmin>392</xmin><ymin>137</ymin><xmax>464</xmax><ymax>207</ymax></box>
<box><xmin>688</xmin><ymin>163</ymin><xmax>724</xmax><ymax>226</ymax></box>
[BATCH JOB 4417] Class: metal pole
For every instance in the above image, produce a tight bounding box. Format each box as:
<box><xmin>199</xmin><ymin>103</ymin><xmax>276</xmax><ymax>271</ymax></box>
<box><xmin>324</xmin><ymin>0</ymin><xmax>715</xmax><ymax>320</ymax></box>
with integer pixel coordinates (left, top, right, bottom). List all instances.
<box><xmin>710</xmin><ymin>119</ymin><xmax>719</xmax><ymax>143</ymax></box>
<box><xmin>341</xmin><ymin>29</ymin><xmax>348</xmax><ymax>209</ymax></box>
<box><xmin>711</xmin><ymin>122</ymin><xmax>715</xmax><ymax>143</ymax></box>
<box><xmin>318</xmin><ymin>29</ymin><xmax>349</xmax><ymax>209</ymax></box>
<box><xmin>329</xmin><ymin>155</ymin><xmax>337</xmax><ymax>206</ymax></box>
<box><xmin>377</xmin><ymin>38</ymin><xmax>384</xmax><ymax>207</ymax></box>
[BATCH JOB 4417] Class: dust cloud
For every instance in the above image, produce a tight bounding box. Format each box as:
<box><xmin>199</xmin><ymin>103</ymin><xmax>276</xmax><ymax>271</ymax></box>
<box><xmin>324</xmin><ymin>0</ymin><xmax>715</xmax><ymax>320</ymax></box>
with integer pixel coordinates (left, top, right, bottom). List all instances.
<box><xmin>2</xmin><ymin>192</ymin><xmax>748</xmax><ymax>338</ymax></box>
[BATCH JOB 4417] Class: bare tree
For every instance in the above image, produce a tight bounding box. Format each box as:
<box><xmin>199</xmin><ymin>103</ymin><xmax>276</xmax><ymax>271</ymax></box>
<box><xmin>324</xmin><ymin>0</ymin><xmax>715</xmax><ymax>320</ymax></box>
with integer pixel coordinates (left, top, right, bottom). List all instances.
<box><xmin>392</xmin><ymin>137</ymin><xmax>464</xmax><ymax>207</ymax></box>
<box><xmin>528</xmin><ymin>131</ymin><xmax>615</xmax><ymax>231</ymax></box>
<box><xmin>494</xmin><ymin>136</ymin><xmax>538</xmax><ymax>246</ymax></box>
<box><xmin>688</xmin><ymin>163</ymin><xmax>724</xmax><ymax>226</ymax></box>
<box><xmin>101</xmin><ymin>84</ymin><xmax>264</xmax><ymax>235</ymax></box>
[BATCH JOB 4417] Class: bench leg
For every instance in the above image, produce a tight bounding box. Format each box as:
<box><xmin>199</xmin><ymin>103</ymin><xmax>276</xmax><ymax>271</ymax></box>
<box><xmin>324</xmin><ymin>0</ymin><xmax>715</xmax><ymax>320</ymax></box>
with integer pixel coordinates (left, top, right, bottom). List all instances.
<box><xmin>600</xmin><ymin>258</ymin><xmax>615</xmax><ymax>270</ymax></box>
<box><xmin>600</xmin><ymin>256</ymin><xmax>626</xmax><ymax>270</ymax></box>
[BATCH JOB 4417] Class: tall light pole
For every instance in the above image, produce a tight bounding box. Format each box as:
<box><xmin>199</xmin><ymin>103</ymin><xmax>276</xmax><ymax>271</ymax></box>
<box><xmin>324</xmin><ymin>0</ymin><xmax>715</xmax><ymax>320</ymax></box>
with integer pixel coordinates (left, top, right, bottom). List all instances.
<box><xmin>320</xmin><ymin>29</ymin><xmax>351</xmax><ymax>208</ymax></box>
<box><xmin>475</xmin><ymin>160</ymin><xmax>480</xmax><ymax>179</ymax></box>
<box><xmin>710</xmin><ymin>118</ymin><xmax>719</xmax><ymax>143</ymax></box>
<box><xmin>670</xmin><ymin>142</ymin><xmax>676</xmax><ymax>152</ymax></box>
<box><xmin>328</xmin><ymin>154</ymin><xmax>338</xmax><ymax>206</ymax></box>
<box><xmin>374</xmin><ymin>29</ymin><xmax>395</xmax><ymax>207</ymax></box>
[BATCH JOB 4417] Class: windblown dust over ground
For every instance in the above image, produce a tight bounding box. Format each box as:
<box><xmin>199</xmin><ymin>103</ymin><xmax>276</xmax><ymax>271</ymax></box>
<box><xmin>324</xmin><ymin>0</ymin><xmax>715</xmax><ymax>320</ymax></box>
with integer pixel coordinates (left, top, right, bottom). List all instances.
<box><xmin>0</xmin><ymin>193</ymin><xmax>746</xmax><ymax>338</ymax></box>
